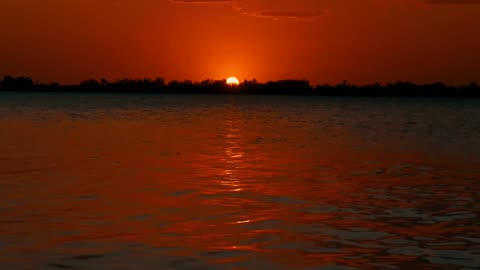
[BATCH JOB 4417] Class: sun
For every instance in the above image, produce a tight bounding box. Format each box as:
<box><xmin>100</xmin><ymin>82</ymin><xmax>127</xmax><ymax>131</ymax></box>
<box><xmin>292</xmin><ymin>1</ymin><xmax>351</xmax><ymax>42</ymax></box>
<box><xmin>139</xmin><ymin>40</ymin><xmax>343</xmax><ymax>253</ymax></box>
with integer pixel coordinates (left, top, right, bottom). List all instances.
<box><xmin>226</xmin><ymin>77</ymin><xmax>240</xmax><ymax>85</ymax></box>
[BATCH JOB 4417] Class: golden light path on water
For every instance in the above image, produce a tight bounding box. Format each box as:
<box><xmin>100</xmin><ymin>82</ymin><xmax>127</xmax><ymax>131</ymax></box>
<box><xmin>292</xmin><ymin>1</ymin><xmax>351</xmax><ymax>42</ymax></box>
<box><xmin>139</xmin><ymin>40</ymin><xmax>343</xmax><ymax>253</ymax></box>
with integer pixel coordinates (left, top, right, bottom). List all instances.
<box><xmin>222</xmin><ymin>116</ymin><xmax>244</xmax><ymax>193</ymax></box>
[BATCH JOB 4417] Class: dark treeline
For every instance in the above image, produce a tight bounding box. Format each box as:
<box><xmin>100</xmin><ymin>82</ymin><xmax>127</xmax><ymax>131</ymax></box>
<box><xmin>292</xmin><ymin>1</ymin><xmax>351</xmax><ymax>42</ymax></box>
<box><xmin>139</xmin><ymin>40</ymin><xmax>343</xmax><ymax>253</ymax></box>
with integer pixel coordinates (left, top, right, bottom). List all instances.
<box><xmin>0</xmin><ymin>75</ymin><xmax>479</xmax><ymax>97</ymax></box>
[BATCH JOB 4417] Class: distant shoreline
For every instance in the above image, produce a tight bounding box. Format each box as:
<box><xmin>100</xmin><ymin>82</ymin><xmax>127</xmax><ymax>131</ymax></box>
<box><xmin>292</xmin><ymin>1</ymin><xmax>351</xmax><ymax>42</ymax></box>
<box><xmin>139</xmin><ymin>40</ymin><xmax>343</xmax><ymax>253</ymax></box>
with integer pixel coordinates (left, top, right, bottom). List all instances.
<box><xmin>1</xmin><ymin>76</ymin><xmax>479</xmax><ymax>97</ymax></box>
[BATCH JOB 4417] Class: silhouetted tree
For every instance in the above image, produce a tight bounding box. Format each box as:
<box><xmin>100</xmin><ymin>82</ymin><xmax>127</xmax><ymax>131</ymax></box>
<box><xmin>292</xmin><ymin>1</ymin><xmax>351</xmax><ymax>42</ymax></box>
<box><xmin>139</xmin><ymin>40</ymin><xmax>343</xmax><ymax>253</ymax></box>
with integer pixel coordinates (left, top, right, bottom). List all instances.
<box><xmin>80</xmin><ymin>79</ymin><xmax>101</xmax><ymax>92</ymax></box>
<box><xmin>0</xmin><ymin>76</ymin><xmax>34</xmax><ymax>91</ymax></box>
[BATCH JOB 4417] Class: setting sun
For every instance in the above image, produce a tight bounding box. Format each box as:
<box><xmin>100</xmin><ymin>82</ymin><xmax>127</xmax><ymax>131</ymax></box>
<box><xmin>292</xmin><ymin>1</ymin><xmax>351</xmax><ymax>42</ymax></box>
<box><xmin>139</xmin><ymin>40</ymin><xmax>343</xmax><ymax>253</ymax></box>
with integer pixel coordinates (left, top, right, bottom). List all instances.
<box><xmin>226</xmin><ymin>77</ymin><xmax>240</xmax><ymax>85</ymax></box>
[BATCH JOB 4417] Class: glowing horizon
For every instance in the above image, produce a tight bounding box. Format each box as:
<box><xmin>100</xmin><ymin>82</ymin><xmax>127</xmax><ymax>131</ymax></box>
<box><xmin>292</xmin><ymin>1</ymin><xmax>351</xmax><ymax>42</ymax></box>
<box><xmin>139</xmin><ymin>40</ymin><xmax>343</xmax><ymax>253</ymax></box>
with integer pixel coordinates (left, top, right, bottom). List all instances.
<box><xmin>1</xmin><ymin>0</ymin><xmax>479</xmax><ymax>85</ymax></box>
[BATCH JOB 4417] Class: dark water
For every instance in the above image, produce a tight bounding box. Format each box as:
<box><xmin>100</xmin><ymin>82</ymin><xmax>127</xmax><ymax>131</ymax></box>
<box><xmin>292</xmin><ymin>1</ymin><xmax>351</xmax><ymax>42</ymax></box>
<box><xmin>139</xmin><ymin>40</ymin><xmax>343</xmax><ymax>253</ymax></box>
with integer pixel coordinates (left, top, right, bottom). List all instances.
<box><xmin>0</xmin><ymin>92</ymin><xmax>479</xmax><ymax>269</ymax></box>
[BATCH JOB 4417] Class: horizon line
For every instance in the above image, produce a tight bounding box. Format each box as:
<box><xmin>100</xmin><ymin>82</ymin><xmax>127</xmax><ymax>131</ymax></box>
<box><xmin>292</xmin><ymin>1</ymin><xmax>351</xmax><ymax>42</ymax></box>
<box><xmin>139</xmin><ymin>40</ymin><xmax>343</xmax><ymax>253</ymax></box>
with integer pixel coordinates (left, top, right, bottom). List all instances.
<box><xmin>1</xmin><ymin>75</ymin><xmax>479</xmax><ymax>88</ymax></box>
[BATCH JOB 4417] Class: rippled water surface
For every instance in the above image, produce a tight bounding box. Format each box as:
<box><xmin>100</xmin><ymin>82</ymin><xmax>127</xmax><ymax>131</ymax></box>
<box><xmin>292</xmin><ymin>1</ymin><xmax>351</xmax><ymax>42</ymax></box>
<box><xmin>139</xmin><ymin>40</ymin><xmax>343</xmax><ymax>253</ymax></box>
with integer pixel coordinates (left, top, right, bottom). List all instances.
<box><xmin>0</xmin><ymin>92</ymin><xmax>479</xmax><ymax>269</ymax></box>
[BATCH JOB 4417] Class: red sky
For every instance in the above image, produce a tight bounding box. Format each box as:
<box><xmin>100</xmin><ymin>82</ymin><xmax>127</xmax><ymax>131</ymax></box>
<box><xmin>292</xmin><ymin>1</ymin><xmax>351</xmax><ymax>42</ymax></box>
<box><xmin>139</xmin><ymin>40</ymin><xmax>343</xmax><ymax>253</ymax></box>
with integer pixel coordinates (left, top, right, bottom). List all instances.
<box><xmin>1</xmin><ymin>0</ymin><xmax>479</xmax><ymax>85</ymax></box>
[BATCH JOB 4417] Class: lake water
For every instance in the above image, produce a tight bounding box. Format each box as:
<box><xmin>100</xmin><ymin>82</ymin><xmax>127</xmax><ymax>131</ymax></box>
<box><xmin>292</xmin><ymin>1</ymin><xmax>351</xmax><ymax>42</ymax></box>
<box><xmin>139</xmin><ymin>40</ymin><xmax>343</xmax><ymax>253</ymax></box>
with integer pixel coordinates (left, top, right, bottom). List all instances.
<box><xmin>0</xmin><ymin>92</ymin><xmax>479</xmax><ymax>270</ymax></box>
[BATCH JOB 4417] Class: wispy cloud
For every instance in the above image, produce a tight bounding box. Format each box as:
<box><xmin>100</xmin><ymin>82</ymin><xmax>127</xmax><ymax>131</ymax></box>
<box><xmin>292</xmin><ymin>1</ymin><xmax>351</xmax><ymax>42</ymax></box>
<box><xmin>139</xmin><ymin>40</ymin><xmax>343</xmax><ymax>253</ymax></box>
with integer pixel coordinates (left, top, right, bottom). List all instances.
<box><xmin>169</xmin><ymin>0</ymin><xmax>479</xmax><ymax>20</ymax></box>
<box><xmin>246</xmin><ymin>10</ymin><xmax>322</xmax><ymax>20</ymax></box>
<box><xmin>169</xmin><ymin>0</ymin><xmax>323</xmax><ymax>20</ymax></box>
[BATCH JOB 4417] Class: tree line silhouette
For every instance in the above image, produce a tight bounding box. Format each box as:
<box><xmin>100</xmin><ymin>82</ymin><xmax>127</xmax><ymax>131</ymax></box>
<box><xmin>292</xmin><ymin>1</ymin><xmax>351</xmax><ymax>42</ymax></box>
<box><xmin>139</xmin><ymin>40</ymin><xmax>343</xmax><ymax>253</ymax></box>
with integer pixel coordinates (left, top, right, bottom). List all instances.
<box><xmin>0</xmin><ymin>75</ymin><xmax>479</xmax><ymax>97</ymax></box>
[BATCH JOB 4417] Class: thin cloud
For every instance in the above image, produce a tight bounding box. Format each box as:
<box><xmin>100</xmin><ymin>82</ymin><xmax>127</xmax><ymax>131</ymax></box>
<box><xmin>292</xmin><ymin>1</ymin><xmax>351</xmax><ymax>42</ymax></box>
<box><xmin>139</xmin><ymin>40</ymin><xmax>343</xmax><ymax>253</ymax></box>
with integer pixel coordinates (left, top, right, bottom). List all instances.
<box><xmin>169</xmin><ymin>0</ymin><xmax>323</xmax><ymax>20</ymax></box>
<box><xmin>249</xmin><ymin>10</ymin><xmax>323</xmax><ymax>20</ymax></box>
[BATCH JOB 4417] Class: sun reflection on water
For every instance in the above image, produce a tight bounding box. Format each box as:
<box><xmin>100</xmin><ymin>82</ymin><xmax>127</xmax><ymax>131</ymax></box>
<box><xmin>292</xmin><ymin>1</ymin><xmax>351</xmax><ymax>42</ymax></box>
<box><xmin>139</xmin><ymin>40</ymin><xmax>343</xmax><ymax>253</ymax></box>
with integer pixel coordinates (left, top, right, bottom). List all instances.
<box><xmin>220</xmin><ymin>116</ymin><xmax>246</xmax><ymax>192</ymax></box>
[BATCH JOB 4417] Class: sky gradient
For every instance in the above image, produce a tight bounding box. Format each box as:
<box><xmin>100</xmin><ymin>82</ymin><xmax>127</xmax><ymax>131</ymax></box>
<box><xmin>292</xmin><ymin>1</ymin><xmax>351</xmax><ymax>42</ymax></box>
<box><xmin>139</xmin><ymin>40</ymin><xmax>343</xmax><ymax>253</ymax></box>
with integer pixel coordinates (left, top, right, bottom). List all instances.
<box><xmin>1</xmin><ymin>0</ymin><xmax>479</xmax><ymax>85</ymax></box>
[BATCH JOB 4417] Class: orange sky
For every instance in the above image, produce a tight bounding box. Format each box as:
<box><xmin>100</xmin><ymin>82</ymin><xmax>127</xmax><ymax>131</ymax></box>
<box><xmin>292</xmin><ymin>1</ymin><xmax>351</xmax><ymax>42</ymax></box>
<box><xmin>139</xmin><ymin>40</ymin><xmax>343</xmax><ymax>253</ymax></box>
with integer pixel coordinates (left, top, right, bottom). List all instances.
<box><xmin>1</xmin><ymin>0</ymin><xmax>479</xmax><ymax>85</ymax></box>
